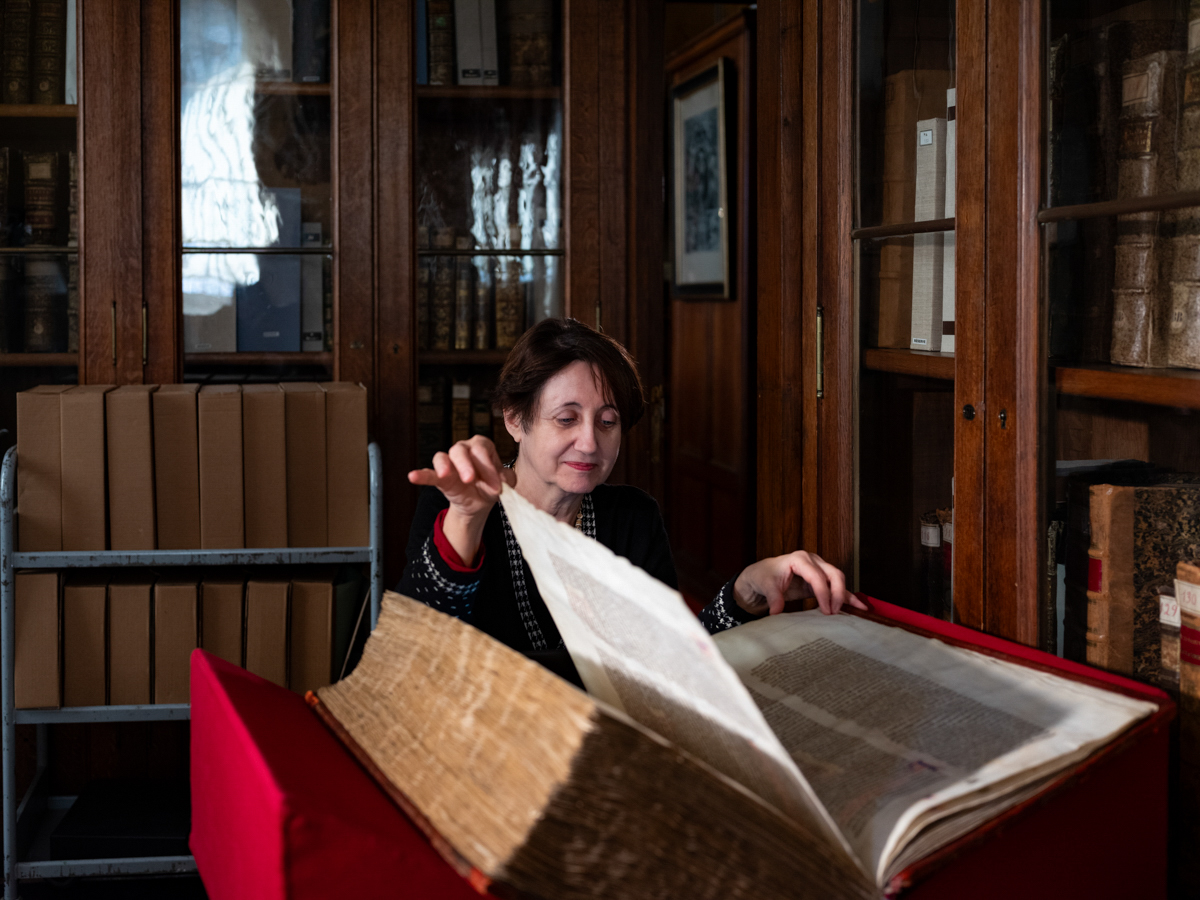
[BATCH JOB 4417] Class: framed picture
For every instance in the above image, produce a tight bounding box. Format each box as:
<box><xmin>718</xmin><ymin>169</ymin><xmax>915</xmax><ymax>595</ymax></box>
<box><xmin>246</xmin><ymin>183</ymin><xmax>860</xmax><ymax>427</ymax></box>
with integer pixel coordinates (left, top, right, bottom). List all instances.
<box><xmin>671</xmin><ymin>58</ymin><xmax>733</xmax><ymax>300</ymax></box>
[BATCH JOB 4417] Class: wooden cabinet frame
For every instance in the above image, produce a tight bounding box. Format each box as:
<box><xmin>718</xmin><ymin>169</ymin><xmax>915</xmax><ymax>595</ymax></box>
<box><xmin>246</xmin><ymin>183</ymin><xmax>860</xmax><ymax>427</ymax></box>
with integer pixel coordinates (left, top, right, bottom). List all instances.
<box><xmin>757</xmin><ymin>0</ymin><xmax>1045</xmax><ymax>644</ymax></box>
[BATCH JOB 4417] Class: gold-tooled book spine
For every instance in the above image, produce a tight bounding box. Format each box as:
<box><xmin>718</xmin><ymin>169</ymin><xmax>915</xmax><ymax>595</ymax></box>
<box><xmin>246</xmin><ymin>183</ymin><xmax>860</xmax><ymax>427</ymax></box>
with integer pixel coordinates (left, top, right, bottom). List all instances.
<box><xmin>427</xmin><ymin>0</ymin><xmax>455</xmax><ymax>86</ymax></box>
<box><xmin>22</xmin><ymin>150</ymin><xmax>58</xmax><ymax>245</ymax></box>
<box><xmin>29</xmin><ymin>0</ymin><xmax>65</xmax><ymax>105</ymax></box>
<box><xmin>2</xmin><ymin>0</ymin><xmax>32</xmax><ymax>105</ymax></box>
<box><xmin>431</xmin><ymin>258</ymin><xmax>454</xmax><ymax>351</ymax></box>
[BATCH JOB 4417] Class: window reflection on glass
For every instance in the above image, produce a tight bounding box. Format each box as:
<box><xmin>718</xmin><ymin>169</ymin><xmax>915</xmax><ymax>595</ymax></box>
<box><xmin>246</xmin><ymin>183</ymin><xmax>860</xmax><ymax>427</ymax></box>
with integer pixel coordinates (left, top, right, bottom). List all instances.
<box><xmin>418</xmin><ymin>98</ymin><xmax>564</xmax><ymax>331</ymax></box>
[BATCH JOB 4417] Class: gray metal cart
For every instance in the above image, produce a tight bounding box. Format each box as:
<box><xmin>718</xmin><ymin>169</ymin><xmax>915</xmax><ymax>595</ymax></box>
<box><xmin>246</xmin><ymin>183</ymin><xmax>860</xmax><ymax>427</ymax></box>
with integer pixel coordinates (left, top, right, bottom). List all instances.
<box><xmin>0</xmin><ymin>443</ymin><xmax>384</xmax><ymax>898</ymax></box>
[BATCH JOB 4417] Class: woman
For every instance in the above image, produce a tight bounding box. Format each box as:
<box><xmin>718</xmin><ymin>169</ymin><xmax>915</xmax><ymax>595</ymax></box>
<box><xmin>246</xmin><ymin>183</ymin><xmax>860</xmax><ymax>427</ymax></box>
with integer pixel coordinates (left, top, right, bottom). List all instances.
<box><xmin>400</xmin><ymin>318</ymin><xmax>864</xmax><ymax>678</ymax></box>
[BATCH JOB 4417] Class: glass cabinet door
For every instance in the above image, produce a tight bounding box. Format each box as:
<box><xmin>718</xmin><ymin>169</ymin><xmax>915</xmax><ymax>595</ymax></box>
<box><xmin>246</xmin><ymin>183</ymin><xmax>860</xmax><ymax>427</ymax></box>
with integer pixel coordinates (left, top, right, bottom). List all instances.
<box><xmin>413</xmin><ymin>0</ymin><xmax>563</xmax><ymax>466</ymax></box>
<box><xmin>1042</xmin><ymin>2</ymin><xmax>1200</xmax><ymax>668</ymax></box>
<box><xmin>179</xmin><ymin>0</ymin><xmax>332</xmax><ymax>381</ymax></box>
<box><xmin>0</xmin><ymin>0</ymin><xmax>79</xmax><ymax>450</ymax></box>
<box><xmin>853</xmin><ymin>0</ymin><xmax>958</xmax><ymax>617</ymax></box>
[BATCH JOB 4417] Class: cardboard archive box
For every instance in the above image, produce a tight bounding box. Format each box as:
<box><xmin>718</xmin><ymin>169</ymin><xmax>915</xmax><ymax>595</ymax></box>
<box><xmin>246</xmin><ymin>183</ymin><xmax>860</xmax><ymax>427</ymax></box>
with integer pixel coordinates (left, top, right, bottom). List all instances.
<box><xmin>242</xmin><ymin>384</ymin><xmax>287</xmax><ymax>549</ymax></box>
<box><xmin>63</xmin><ymin>574</ymin><xmax>108</xmax><ymax>707</ymax></box>
<box><xmin>201</xmin><ymin>574</ymin><xmax>245</xmax><ymax>668</ymax></box>
<box><xmin>106</xmin><ymin>385</ymin><xmax>158</xmax><ymax>550</ymax></box>
<box><xmin>198</xmin><ymin>385</ymin><xmax>244</xmax><ymax>549</ymax></box>
<box><xmin>153</xmin><ymin>383</ymin><xmax>202</xmax><ymax>549</ymax></box>
<box><xmin>246</xmin><ymin>579</ymin><xmax>290</xmax><ymax>688</ymax></box>
<box><xmin>282</xmin><ymin>383</ymin><xmax>327</xmax><ymax>547</ymax></box>
<box><xmin>154</xmin><ymin>579</ymin><xmax>198</xmax><ymax>703</ymax></box>
<box><xmin>108</xmin><ymin>574</ymin><xmax>153</xmax><ymax>705</ymax></box>
<box><xmin>17</xmin><ymin>384</ymin><xmax>72</xmax><ymax>551</ymax></box>
<box><xmin>60</xmin><ymin>385</ymin><xmax>114</xmax><ymax>551</ymax></box>
<box><xmin>321</xmin><ymin>383</ymin><xmax>368</xmax><ymax>547</ymax></box>
<box><xmin>15</xmin><ymin>571</ymin><xmax>59</xmax><ymax>708</ymax></box>
<box><xmin>290</xmin><ymin>571</ymin><xmax>335</xmax><ymax>695</ymax></box>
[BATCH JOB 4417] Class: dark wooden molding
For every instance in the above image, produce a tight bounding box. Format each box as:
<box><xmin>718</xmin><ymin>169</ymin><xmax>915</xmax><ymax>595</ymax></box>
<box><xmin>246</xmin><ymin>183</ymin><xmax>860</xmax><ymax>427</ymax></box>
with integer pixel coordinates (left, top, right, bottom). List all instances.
<box><xmin>852</xmin><ymin>218</ymin><xmax>955</xmax><ymax>240</ymax></box>
<box><xmin>1054</xmin><ymin>365</ymin><xmax>1200</xmax><ymax>409</ymax></box>
<box><xmin>1038</xmin><ymin>191</ymin><xmax>1200</xmax><ymax>223</ymax></box>
<box><xmin>374</xmin><ymin>0</ymin><xmax>415</xmax><ymax>586</ymax></box>
<box><xmin>863</xmin><ymin>349</ymin><xmax>956</xmax><ymax>381</ymax></box>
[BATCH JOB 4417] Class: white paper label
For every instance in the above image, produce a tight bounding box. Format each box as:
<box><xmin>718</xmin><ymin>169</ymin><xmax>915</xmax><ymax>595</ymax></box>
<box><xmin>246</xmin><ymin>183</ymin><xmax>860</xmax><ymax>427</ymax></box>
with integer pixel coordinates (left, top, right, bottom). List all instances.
<box><xmin>1161</xmin><ymin>594</ymin><xmax>1181</xmax><ymax>628</ymax></box>
<box><xmin>942</xmin><ymin>522</ymin><xmax>954</xmax><ymax>543</ymax></box>
<box><xmin>921</xmin><ymin>523</ymin><xmax>941</xmax><ymax>547</ymax></box>
<box><xmin>1123</xmin><ymin>72</ymin><xmax>1150</xmax><ymax>105</ymax></box>
<box><xmin>1176</xmin><ymin>579</ymin><xmax>1200</xmax><ymax>616</ymax></box>
<box><xmin>912</xmin><ymin>337</ymin><xmax>928</xmax><ymax>346</ymax></box>
<box><xmin>919</xmin><ymin>129</ymin><xmax>934</xmax><ymax>146</ymax></box>
<box><xmin>29</xmin><ymin>162</ymin><xmax>51</xmax><ymax>180</ymax></box>
<box><xmin>452</xmin><ymin>384</ymin><xmax>471</xmax><ymax>400</ymax></box>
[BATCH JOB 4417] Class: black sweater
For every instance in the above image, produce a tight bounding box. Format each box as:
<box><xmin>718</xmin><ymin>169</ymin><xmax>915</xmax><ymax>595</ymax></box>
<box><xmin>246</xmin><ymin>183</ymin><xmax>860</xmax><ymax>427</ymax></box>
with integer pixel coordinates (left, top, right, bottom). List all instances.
<box><xmin>398</xmin><ymin>484</ymin><xmax>761</xmax><ymax>656</ymax></box>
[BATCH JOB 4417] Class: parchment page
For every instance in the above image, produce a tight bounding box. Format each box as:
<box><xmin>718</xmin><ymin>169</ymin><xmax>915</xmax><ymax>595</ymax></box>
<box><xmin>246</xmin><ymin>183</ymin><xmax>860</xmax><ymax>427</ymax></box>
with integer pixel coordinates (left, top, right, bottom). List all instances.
<box><xmin>497</xmin><ymin>487</ymin><xmax>859</xmax><ymax>869</ymax></box>
<box><xmin>714</xmin><ymin>611</ymin><xmax>1157</xmax><ymax>884</ymax></box>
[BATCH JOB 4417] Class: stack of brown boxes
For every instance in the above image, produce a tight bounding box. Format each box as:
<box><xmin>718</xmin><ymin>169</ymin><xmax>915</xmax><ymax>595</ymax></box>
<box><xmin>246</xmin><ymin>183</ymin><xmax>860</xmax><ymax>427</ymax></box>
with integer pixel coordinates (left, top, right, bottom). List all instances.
<box><xmin>11</xmin><ymin>382</ymin><xmax>371</xmax><ymax>709</ymax></box>
<box><xmin>14</xmin><ymin>568</ymin><xmax>363</xmax><ymax>709</ymax></box>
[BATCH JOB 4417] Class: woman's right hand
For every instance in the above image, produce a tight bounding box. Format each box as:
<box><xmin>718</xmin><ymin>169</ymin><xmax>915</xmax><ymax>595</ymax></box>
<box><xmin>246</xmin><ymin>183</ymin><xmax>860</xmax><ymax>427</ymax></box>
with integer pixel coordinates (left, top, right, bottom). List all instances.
<box><xmin>408</xmin><ymin>436</ymin><xmax>516</xmax><ymax>561</ymax></box>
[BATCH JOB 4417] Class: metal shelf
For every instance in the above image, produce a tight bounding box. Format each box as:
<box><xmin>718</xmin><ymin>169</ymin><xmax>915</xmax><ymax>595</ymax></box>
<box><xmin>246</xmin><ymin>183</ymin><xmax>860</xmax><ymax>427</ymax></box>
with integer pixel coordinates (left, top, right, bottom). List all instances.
<box><xmin>15</xmin><ymin>704</ymin><xmax>190</xmax><ymax>725</ymax></box>
<box><xmin>0</xmin><ymin>443</ymin><xmax>385</xmax><ymax>896</ymax></box>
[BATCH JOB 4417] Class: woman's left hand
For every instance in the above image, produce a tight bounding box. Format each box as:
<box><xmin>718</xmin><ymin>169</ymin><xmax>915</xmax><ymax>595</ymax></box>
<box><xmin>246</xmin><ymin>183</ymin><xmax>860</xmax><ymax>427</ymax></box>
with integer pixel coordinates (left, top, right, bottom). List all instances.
<box><xmin>732</xmin><ymin>551</ymin><xmax>867</xmax><ymax>617</ymax></box>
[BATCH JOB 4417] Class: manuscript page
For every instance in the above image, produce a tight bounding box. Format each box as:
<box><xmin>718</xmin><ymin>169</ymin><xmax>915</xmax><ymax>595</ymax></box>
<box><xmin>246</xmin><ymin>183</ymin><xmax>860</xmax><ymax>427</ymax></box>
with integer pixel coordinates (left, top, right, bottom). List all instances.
<box><xmin>498</xmin><ymin>487</ymin><xmax>859</xmax><ymax>870</ymax></box>
<box><xmin>713</xmin><ymin>611</ymin><xmax>1158</xmax><ymax>883</ymax></box>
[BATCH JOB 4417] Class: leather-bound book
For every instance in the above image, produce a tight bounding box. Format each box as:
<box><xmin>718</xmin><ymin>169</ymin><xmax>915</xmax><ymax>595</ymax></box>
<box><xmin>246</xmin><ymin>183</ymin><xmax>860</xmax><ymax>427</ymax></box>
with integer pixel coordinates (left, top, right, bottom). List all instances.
<box><xmin>507</xmin><ymin>0</ymin><xmax>552</xmax><ymax>87</ymax></box>
<box><xmin>29</xmin><ymin>0</ymin><xmax>65</xmax><ymax>105</ymax></box>
<box><xmin>292</xmin><ymin>0</ymin><xmax>330</xmax><ymax>84</ymax></box>
<box><xmin>2</xmin><ymin>0</ymin><xmax>32</xmax><ymax>104</ymax></box>
<box><xmin>416</xmin><ymin>377</ymin><xmax>447</xmax><ymax>467</ymax></box>
<box><xmin>449</xmin><ymin>381</ymin><xmax>470</xmax><ymax>444</ymax></box>
<box><xmin>23</xmin><ymin>252</ymin><xmax>64</xmax><ymax>352</ymax></box>
<box><xmin>22</xmin><ymin>149</ymin><xmax>58</xmax><ymax>244</ymax></box>
<box><xmin>0</xmin><ymin>147</ymin><xmax>11</xmax><ymax>245</ymax></box>
<box><xmin>1110</xmin><ymin>30</ymin><xmax>1186</xmax><ymax>366</ymax></box>
<box><xmin>66</xmin><ymin>254</ymin><xmax>76</xmax><ymax>352</ymax></box>
<box><xmin>416</xmin><ymin>258</ymin><xmax>432</xmax><ymax>352</ymax></box>
<box><xmin>427</xmin><ymin>0</ymin><xmax>455</xmax><ymax>86</ymax></box>
<box><xmin>453</xmin><ymin>236</ymin><xmax>474</xmax><ymax>350</ymax></box>
<box><xmin>1168</xmin><ymin>1</ymin><xmax>1200</xmax><ymax>369</ymax></box>
<box><xmin>472</xmin><ymin>256</ymin><xmax>492</xmax><ymax>350</ymax></box>
<box><xmin>494</xmin><ymin>256</ymin><xmax>524</xmax><ymax>349</ymax></box>
<box><xmin>430</xmin><ymin>226</ymin><xmax>455</xmax><ymax>351</ymax></box>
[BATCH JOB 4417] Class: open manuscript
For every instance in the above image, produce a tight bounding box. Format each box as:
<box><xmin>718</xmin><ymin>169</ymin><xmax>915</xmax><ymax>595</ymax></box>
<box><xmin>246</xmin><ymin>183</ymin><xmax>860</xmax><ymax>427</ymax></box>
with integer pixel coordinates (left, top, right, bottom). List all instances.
<box><xmin>314</xmin><ymin>487</ymin><xmax>1158</xmax><ymax>900</ymax></box>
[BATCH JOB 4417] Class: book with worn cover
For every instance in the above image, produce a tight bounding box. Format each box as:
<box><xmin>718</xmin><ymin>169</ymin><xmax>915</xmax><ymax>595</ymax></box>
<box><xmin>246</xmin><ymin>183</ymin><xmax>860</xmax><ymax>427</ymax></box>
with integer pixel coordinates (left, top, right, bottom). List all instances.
<box><xmin>453</xmin><ymin>237</ymin><xmax>474</xmax><ymax>350</ymax></box>
<box><xmin>312</xmin><ymin>487</ymin><xmax>1161</xmax><ymax>899</ymax></box>
<box><xmin>30</xmin><ymin>0</ymin><xmax>65</xmax><ymax>104</ymax></box>
<box><xmin>428</xmin><ymin>0</ymin><xmax>455</xmax><ymax>86</ymax></box>
<box><xmin>1168</xmin><ymin>0</ymin><xmax>1200</xmax><ymax>370</ymax></box>
<box><xmin>22</xmin><ymin>149</ymin><xmax>58</xmax><ymax>244</ymax></box>
<box><xmin>494</xmin><ymin>256</ymin><xmax>524</xmax><ymax>348</ymax></box>
<box><xmin>507</xmin><ymin>0</ymin><xmax>552</xmax><ymax>87</ymax></box>
<box><xmin>2</xmin><ymin>0</ymin><xmax>32</xmax><ymax>104</ymax></box>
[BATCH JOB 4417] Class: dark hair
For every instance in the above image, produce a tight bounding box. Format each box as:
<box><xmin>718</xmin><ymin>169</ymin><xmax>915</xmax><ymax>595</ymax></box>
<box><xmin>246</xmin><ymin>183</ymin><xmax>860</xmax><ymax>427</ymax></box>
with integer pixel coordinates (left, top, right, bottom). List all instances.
<box><xmin>493</xmin><ymin>318</ymin><xmax>645</xmax><ymax>431</ymax></box>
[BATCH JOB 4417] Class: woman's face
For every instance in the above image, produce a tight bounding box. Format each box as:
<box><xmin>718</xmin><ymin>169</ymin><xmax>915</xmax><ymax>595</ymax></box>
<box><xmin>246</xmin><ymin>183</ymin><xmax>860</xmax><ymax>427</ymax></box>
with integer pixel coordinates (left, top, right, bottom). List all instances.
<box><xmin>506</xmin><ymin>360</ymin><xmax>622</xmax><ymax>498</ymax></box>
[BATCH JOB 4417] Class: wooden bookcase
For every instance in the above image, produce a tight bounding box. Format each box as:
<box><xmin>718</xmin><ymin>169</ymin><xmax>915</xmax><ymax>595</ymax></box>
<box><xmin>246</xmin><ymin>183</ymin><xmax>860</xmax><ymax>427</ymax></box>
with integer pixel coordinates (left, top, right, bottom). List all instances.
<box><xmin>757</xmin><ymin>0</ymin><xmax>1200</xmax><ymax>648</ymax></box>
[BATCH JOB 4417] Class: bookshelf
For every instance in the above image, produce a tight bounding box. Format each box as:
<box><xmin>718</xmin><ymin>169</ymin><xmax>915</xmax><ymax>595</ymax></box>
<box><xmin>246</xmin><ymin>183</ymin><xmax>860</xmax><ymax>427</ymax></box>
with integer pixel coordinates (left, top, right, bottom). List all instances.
<box><xmin>0</xmin><ymin>105</ymin><xmax>77</xmax><ymax>118</ymax></box>
<box><xmin>415</xmin><ymin>85</ymin><xmax>561</xmax><ymax>100</ymax></box>
<box><xmin>862</xmin><ymin>349</ymin><xmax>955</xmax><ymax>381</ymax></box>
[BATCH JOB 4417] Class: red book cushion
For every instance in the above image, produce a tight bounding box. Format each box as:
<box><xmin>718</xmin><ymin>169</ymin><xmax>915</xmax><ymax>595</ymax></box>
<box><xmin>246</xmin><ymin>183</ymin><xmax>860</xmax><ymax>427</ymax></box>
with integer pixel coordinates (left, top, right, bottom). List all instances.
<box><xmin>189</xmin><ymin>649</ymin><xmax>481</xmax><ymax>900</ymax></box>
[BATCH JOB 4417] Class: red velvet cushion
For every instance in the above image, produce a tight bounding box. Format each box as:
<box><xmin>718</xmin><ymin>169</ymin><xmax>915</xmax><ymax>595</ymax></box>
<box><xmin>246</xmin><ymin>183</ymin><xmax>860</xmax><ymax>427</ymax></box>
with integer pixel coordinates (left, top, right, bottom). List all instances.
<box><xmin>189</xmin><ymin>649</ymin><xmax>482</xmax><ymax>900</ymax></box>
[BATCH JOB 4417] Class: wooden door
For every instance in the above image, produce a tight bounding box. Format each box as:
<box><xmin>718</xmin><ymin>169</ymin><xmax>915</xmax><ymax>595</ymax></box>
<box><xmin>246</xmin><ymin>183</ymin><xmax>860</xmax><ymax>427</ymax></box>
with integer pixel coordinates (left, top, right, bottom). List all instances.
<box><xmin>666</xmin><ymin>14</ymin><xmax>755</xmax><ymax>601</ymax></box>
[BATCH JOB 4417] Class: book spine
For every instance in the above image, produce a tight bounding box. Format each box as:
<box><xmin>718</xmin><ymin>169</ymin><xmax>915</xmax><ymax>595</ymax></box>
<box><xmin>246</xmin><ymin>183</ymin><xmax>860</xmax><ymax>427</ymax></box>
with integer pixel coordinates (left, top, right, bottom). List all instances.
<box><xmin>494</xmin><ymin>257</ymin><xmax>524</xmax><ymax>349</ymax></box>
<box><xmin>470</xmin><ymin>397</ymin><xmax>492</xmax><ymax>439</ymax></box>
<box><xmin>478</xmin><ymin>0</ymin><xmax>498</xmax><ymax>86</ymax></box>
<box><xmin>1082</xmin><ymin>483</ymin><xmax>1136</xmax><ymax>675</ymax></box>
<box><xmin>416</xmin><ymin>378</ymin><xmax>446</xmax><ymax>466</ymax></box>
<box><xmin>301</xmin><ymin>222</ymin><xmax>324</xmax><ymax>351</ymax></box>
<box><xmin>416</xmin><ymin>0</ymin><xmax>429</xmax><ymax>86</ymax></box>
<box><xmin>66</xmin><ymin>148</ymin><xmax>75</xmax><ymax>245</ymax></box>
<box><xmin>30</xmin><ymin>0</ymin><xmax>65</xmax><ymax>105</ymax></box>
<box><xmin>454</xmin><ymin>237</ymin><xmax>474</xmax><ymax>349</ymax></box>
<box><xmin>942</xmin><ymin>89</ymin><xmax>956</xmax><ymax>354</ymax></box>
<box><xmin>292</xmin><ymin>0</ymin><xmax>330</xmax><ymax>84</ymax></box>
<box><xmin>66</xmin><ymin>253</ymin><xmax>76</xmax><ymax>353</ymax></box>
<box><xmin>1110</xmin><ymin>50</ymin><xmax>1182</xmax><ymax>367</ymax></box>
<box><xmin>1043</xmin><ymin>518</ymin><xmax>1065</xmax><ymax>655</ymax></box>
<box><xmin>2</xmin><ymin>0</ymin><xmax>32</xmax><ymax>104</ymax></box>
<box><xmin>431</xmin><ymin>257</ymin><xmax>454</xmax><ymax>351</ymax></box>
<box><xmin>22</xmin><ymin>150</ymin><xmax>57</xmax><ymax>244</ymax></box>
<box><xmin>450</xmin><ymin>381</ymin><xmax>470</xmax><ymax>444</ymax></box>
<box><xmin>453</xmin><ymin>0</ymin><xmax>482</xmax><ymax>86</ymax></box>
<box><xmin>416</xmin><ymin>258</ymin><xmax>432</xmax><ymax>352</ymax></box>
<box><xmin>910</xmin><ymin>117</ymin><xmax>946</xmax><ymax>351</ymax></box>
<box><xmin>473</xmin><ymin>257</ymin><xmax>492</xmax><ymax>349</ymax></box>
<box><xmin>22</xmin><ymin>253</ymin><xmax>64</xmax><ymax>351</ymax></box>
<box><xmin>508</xmin><ymin>0</ymin><xmax>552</xmax><ymax>87</ymax></box>
<box><xmin>428</xmin><ymin>0</ymin><xmax>455</xmax><ymax>86</ymax></box>
<box><xmin>322</xmin><ymin>251</ymin><xmax>333</xmax><ymax>351</ymax></box>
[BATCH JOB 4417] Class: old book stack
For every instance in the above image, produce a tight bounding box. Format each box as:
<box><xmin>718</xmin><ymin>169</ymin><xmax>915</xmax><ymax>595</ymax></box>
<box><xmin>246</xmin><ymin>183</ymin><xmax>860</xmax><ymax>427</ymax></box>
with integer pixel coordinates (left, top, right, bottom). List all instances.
<box><xmin>1064</xmin><ymin>465</ymin><xmax>1200</xmax><ymax>683</ymax></box>
<box><xmin>14</xmin><ymin>567</ymin><xmax>366</xmax><ymax>710</ymax></box>
<box><xmin>874</xmin><ymin>69</ymin><xmax>950</xmax><ymax>349</ymax></box>
<box><xmin>310</xmin><ymin>487</ymin><xmax>1163</xmax><ymax>899</ymax></box>
<box><xmin>1109</xmin><ymin>24</ymin><xmax>1185</xmax><ymax>367</ymax></box>
<box><xmin>1169</xmin><ymin>0</ymin><xmax>1200</xmax><ymax>370</ymax></box>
